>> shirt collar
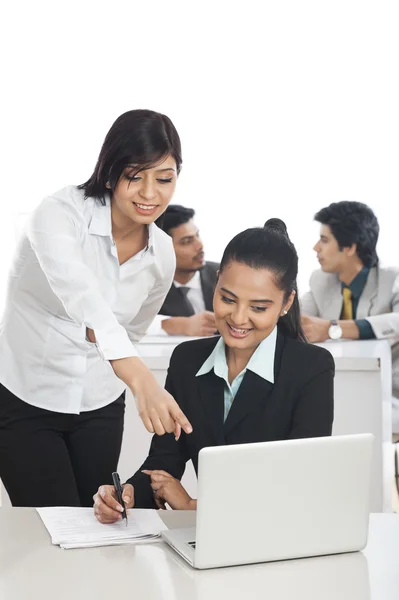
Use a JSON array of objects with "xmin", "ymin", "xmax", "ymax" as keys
[
  {"xmin": 147, "ymin": 223, "xmax": 156, "ymax": 253},
  {"xmin": 88, "ymin": 196, "xmax": 112, "ymax": 237},
  {"xmin": 196, "ymin": 326, "xmax": 277, "ymax": 384},
  {"xmin": 88, "ymin": 194, "xmax": 156, "ymax": 253},
  {"xmin": 341, "ymin": 266, "xmax": 370, "ymax": 299},
  {"xmin": 174, "ymin": 271, "xmax": 201, "ymax": 290}
]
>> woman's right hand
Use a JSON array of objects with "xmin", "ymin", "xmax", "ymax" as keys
[
  {"xmin": 93, "ymin": 483, "xmax": 134, "ymax": 524},
  {"xmin": 133, "ymin": 377, "xmax": 192, "ymax": 438},
  {"xmin": 110, "ymin": 356, "xmax": 192, "ymax": 438}
]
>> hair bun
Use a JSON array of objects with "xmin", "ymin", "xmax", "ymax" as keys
[{"xmin": 263, "ymin": 218, "xmax": 289, "ymax": 237}]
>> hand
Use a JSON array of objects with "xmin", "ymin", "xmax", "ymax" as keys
[
  {"xmin": 87, "ymin": 329, "xmax": 192, "ymax": 437},
  {"xmin": 93, "ymin": 483, "xmax": 134, "ymax": 524},
  {"xmin": 110, "ymin": 357, "xmax": 193, "ymax": 438},
  {"xmin": 142, "ymin": 470, "xmax": 197, "ymax": 510},
  {"xmin": 301, "ymin": 315, "xmax": 330, "ymax": 343},
  {"xmin": 185, "ymin": 311, "xmax": 218, "ymax": 337}
]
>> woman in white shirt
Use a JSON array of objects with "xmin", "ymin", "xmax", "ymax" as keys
[{"xmin": 0, "ymin": 109, "xmax": 192, "ymax": 507}]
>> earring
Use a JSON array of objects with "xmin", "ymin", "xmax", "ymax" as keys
[{"xmin": 282, "ymin": 310, "xmax": 288, "ymax": 316}]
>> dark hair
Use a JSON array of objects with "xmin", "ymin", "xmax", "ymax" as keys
[
  {"xmin": 161, "ymin": 205, "xmax": 195, "ymax": 236},
  {"xmin": 314, "ymin": 201, "xmax": 379, "ymax": 267},
  {"xmin": 78, "ymin": 109, "xmax": 182, "ymax": 205},
  {"xmin": 219, "ymin": 218, "xmax": 306, "ymax": 341}
]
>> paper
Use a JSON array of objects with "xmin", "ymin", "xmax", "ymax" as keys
[{"xmin": 37, "ymin": 507, "xmax": 168, "ymax": 549}]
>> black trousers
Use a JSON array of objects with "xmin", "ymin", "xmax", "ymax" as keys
[{"xmin": 0, "ymin": 384, "xmax": 125, "ymax": 507}]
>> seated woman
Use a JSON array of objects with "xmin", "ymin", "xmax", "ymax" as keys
[{"xmin": 94, "ymin": 219, "xmax": 334, "ymax": 522}]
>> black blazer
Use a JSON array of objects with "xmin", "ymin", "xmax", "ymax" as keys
[
  {"xmin": 128, "ymin": 330, "xmax": 335, "ymax": 508},
  {"xmin": 158, "ymin": 262, "xmax": 219, "ymax": 316}
]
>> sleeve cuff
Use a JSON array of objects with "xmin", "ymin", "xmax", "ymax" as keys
[
  {"xmin": 355, "ymin": 319, "xmax": 376, "ymax": 340},
  {"xmin": 126, "ymin": 472, "xmax": 157, "ymax": 509},
  {"xmin": 145, "ymin": 314, "xmax": 170, "ymax": 336},
  {"xmin": 95, "ymin": 324, "xmax": 139, "ymax": 360}
]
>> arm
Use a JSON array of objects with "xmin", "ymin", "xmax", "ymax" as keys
[
  {"xmin": 288, "ymin": 350, "xmax": 335, "ymax": 438},
  {"xmin": 322, "ymin": 277, "xmax": 399, "ymax": 340},
  {"xmin": 126, "ymin": 363, "xmax": 191, "ymax": 507},
  {"xmin": 365, "ymin": 313, "xmax": 399, "ymax": 338},
  {"xmin": 95, "ymin": 425, "xmax": 191, "ymax": 515},
  {"xmin": 300, "ymin": 289, "xmax": 320, "ymax": 317},
  {"xmin": 364, "ymin": 276, "xmax": 399, "ymax": 338},
  {"xmin": 29, "ymin": 196, "xmax": 191, "ymax": 435},
  {"xmin": 144, "ymin": 314, "xmax": 218, "ymax": 337},
  {"xmin": 161, "ymin": 312, "xmax": 217, "ymax": 337},
  {"xmin": 301, "ymin": 316, "xmax": 367, "ymax": 342},
  {"xmin": 146, "ymin": 314, "xmax": 170, "ymax": 336},
  {"xmin": 127, "ymin": 431, "xmax": 190, "ymax": 508},
  {"xmin": 139, "ymin": 312, "xmax": 218, "ymax": 337},
  {"xmin": 161, "ymin": 317, "xmax": 191, "ymax": 335},
  {"xmin": 302, "ymin": 272, "xmax": 399, "ymax": 341},
  {"xmin": 353, "ymin": 319, "xmax": 376, "ymax": 340},
  {"xmin": 301, "ymin": 275, "xmax": 366, "ymax": 341}
]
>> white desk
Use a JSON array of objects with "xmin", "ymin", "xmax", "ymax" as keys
[
  {"xmin": 317, "ymin": 339, "xmax": 393, "ymax": 513},
  {"xmin": 0, "ymin": 509, "xmax": 398, "ymax": 599},
  {"xmin": 117, "ymin": 337, "xmax": 394, "ymax": 513}
]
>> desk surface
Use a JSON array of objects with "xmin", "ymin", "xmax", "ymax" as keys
[{"xmin": 1, "ymin": 509, "xmax": 398, "ymax": 600}]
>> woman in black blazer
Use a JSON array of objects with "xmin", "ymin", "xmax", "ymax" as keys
[{"xmin": 94, "ymin": 219, "xmax": 334, "ymax": 521}]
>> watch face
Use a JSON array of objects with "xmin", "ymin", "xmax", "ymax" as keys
[{"xmin": 329, "ymin": 324, "xmax": 342, "ymax": 340}]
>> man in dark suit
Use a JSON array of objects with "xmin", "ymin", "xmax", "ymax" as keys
[{"xmin": 148, "ymin": 205, "xmax": 219, "ymax": 336}]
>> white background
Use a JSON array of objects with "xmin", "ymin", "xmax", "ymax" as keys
[{"xmin": 1, "ymin": 0, "xmax": 399, "ymax": 313}]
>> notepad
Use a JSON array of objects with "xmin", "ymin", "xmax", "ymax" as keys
[{"xmin": 37, "ymin": 507, "xmax": 168, "ymax": 549}]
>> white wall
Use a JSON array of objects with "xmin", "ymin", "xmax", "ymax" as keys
[{"xmin": 1, "ymin": 0, "xmax": 399, "ymax": 313}]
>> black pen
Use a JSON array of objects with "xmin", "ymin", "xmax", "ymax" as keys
[{"xmin": 112, "ymin": 471, "xmax": 128, "ymax": 526}]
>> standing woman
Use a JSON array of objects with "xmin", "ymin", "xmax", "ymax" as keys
[{"xmin": 0, "ymin": 109, "xmax": 191, "ymax": 507}]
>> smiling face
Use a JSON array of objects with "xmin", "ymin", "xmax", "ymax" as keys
[
  {"xmin": 213, "ymin": 261, "xmax": 295, "ymax": 352},
  {"xmin": 110, "ymin": 154, "xmax": 177, "ymax": 227}
]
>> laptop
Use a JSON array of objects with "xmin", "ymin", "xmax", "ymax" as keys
[{"xmin": 161, "ymin": 433, "xmax": 373, "ymax": 569}]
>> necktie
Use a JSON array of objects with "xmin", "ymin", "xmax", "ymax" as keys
[
  {"xmin": 178, "ymin": 286, "xmax": 195, "ymax": 317},
  {"xmin": 341, "ymin": 287, "xmax": 353, "ymax": 320}
]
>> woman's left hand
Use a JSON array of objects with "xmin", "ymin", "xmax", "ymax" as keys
[{"xmin": 142, "ymin": 470, "xmax": 196, "ymax": 510}]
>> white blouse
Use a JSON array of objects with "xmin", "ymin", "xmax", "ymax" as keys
[{"xmin": 0, "ymin": 186, "xmax": 176, "ymax": 414}]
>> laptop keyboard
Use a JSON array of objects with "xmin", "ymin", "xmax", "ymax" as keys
[{"xmin": 187, "ymin": 541, "xmax": 196, "ymax": 549}]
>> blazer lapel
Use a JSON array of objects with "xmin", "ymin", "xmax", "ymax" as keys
[
  {"xmin": 196, "ymin": 371, "xmax": 225, "ymax": 444},
  {"xmin": 321, "ymin": 277, "xmax": 343, "ymax": 320},
  {"xmin": 200, "ymin": 267, "xmax": 216, "ymax": 312},
  {"xmin": 223, "ymin": 371, "xmax": 274, "ymax": 437},
  {"xmin": 223, "ymin": 329, "xmax": 284, "ymax": 437},
  {"xmin": 357, "ymin": 267, "xmax": 378, "ymax": 318}
]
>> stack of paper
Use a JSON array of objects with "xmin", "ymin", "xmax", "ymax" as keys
[{"xmin": 37, "ymin": 507, "xmax": 167, "ymax": 549}]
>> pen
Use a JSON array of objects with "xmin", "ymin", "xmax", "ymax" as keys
[{"xmin": 112, "ymin": 471, "xmax": 128, "ymax": 526}]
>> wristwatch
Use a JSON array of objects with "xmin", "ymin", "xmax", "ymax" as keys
[{"xmin": 328, "ymin": 320, "xmax": 343, "ymax": 340}]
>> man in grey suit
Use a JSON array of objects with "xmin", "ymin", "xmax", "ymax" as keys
[
  {"xmin": 147, "ymin": 205, "xmax": 219, "ymax": 337},
  {"xmin": 300, "ymin": 201, "xmax": 399, "ymax": 434}
]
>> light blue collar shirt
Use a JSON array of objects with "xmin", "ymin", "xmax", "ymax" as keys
[{"xmin": 196, "ymin": 327, "xmax": 277, "ymax": 422}]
